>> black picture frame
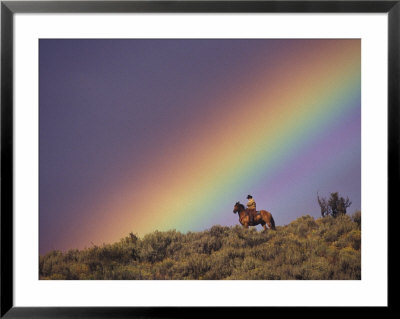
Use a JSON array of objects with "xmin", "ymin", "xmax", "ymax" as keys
[{"xmin": 1, "ymin": 0, "xmax": 395, "ymax": 317}]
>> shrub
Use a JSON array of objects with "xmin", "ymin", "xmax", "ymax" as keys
[
  {"xmin": 39, "ymin": 215, "xmax": 361, "ymax": 280},
  {"xmin": 335, "ymin": 229, "xmax": 361, "ymax": 250},
  {"xmin": 138, "ymin": 230, "xmax": 182, "ymax": 263},
  {"xmin": 337, "ymin": 247, "xmax": 361, "ymax": 279},
  {"xmin": 352, "ymin": 211, "xmax": 361, "ymax": 229}
]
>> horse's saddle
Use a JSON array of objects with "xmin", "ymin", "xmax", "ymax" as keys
[{"xmin": 246, "ymin": 209, "xmax": 260, "ymax": 215}]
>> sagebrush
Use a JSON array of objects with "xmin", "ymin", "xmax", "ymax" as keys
[{"xmin": 39, "ymin": 214, "xmax": 361, "ymax": 280}]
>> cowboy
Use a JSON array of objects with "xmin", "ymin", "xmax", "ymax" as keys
[{"xmin": 246, "ymin": 195, "xmax": 256, "ymax": 224}]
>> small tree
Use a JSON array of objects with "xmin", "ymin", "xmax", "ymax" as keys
[
  {"xmin": 317, "ymin": 192, "xmax": 352, "ymax": 218},
  {"xmin": 317, "ymin": 192, "xmax": 329, "ymax": 217}
]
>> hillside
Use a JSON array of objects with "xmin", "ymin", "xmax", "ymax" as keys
[{"xmin": 39, "ymin": 214, "xmax": 361, "ymax": 280}]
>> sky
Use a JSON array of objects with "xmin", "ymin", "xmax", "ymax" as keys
[{"xmin": 39, "ymin": 39, "xmax": 361, "ymax": 254}]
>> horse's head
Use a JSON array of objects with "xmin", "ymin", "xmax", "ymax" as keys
[{"xmin": 233, "ymin": 201, "xmax": 242, "ymax": 214}]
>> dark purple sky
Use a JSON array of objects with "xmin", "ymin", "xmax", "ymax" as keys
[{"xmin": 39, "ymin": 39, "xmax": 361, "ymax": 254}]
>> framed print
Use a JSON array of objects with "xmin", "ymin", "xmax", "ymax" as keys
[{"xmin": 1, "ymin": 0, "xmax": 395, "ymax": 317}]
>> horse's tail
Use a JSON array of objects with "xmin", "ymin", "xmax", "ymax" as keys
[{"xmin": 270, "ymin": 215, "xmax": 276, "ymax": 230}]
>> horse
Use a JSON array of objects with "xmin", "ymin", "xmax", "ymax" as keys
[{"xmin": 233, "ymin": 202, "xmax": 276, "ymax": 230}]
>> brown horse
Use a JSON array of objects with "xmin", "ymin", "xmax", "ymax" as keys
[{"xmin": 233, "ymin": 202, "xmax": 276, "ymax": 230}]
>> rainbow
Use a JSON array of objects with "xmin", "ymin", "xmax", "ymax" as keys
[{"xmin": 64, "ymin": 39, "xmax": 360, "ymax": 249}]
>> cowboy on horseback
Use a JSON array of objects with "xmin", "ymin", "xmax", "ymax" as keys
[
  {"xmin": 232, "ymin": 201, "xmax": 276, "ymax": 231},
  {"xmin": 246, "ymin": 195, "xmax": 256, "ymax": 224}
]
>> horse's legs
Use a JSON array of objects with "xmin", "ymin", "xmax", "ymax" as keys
[
  {"xmin": 259, "ymin": 220, "xmax": 267, "ymax": 231},
  {"xmin": 259, "ymin": 218, "xmax": 267, "ymax": 231},
  {"xmin": 243, "ymin": 223, "xmax": 249, "ymax": 229},
  {"xmin": 267, "ymin": 222, "xmax": 273, "ymax": 229}
]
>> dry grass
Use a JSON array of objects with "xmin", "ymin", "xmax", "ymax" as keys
[{"xmin": 39, "ymin": 213, "xmax": 361, "ymax": 280}]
